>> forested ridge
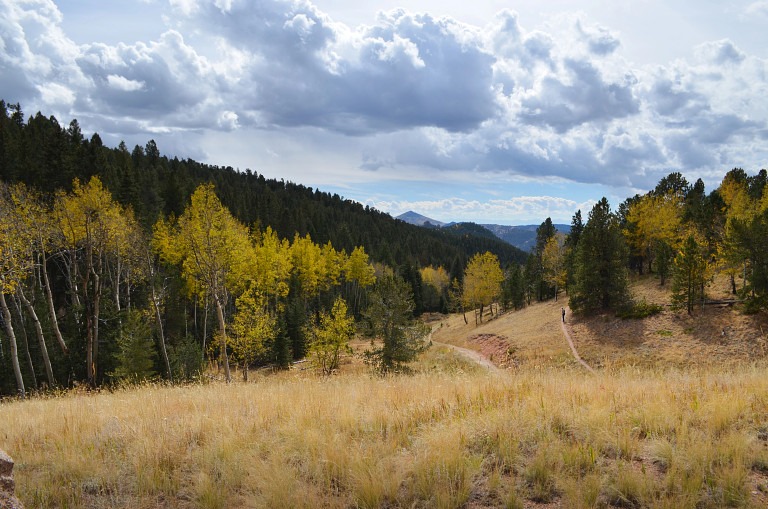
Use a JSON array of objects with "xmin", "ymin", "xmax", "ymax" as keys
[
  {"xmin": 0, "ymin": 101, "xmax": 526, "ymax": 269},
  {"xmin": 0, "ymin": 101, "xmax": 525, "ymax": 396}
]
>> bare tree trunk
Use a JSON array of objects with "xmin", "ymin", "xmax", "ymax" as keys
[
  {"xmin": 40, "ymin": 254, "xmax": 68, "ymax": 354},
  {"xmin": 17, "ymin": 285, "xmax": 55, "ymax": 387},
  {"xmin": 13, "ymin": 294, "xmax": 38, "ymax": 391},
  {"xmin": 0, "ymin": 292, "xmax": 25, "ymax": 398},
  {"xmin": 214, "ymin": 296, "xmax": 231, "ymax": 382},
  {"xmin": 151, "ymin": 285, "xmax": 172, "ymax": 381},
  {"xmin": 84, "ymin": 248, "xmax": 101, "ymax": 387},
  {"xmin": 114, "ymin": 253, "xmax": 121, "ymax": 315},
  {"xmin": 202, "ymin": 299, "xmax": 208, "ymax": 361},
  {"xmin": 66, "ymin": 249, "xmax": 82, "ymax": 321}
]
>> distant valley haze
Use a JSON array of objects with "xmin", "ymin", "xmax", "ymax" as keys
[
  {"xmin": 396, "ymin": 211, "xmax": 570, "ymax": 251},
  {"xmin": 3, "ymin": 0, "xmax": 767, "ymax": 223}
]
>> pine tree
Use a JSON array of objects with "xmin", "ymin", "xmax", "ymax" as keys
[
  {"xmin": 564, "ymin": 210, "xmax": 584, "ymax": 291},
  {"xmin": 110, "ymin": 310, "xmax": 157, "ymax": 383},
  {"xmin": 670, "ymin": 235, "xmax": 708, "ymax": 314},
  {"xmin": 364, "ymin": 274, "xmax": 427, "ymax": 373},
  {"xmin": 571, "ymin": 198, "xmax": 630, "ymax": 314}
]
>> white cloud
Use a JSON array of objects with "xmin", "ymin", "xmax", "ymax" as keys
[
  {"xmin": 744, "ymin": 1, "xmax": 768, "ymax": 17},
  {"xmin": 37, "ymin": 81, "xmax": 75, "ymax": 105},
  {"xmin": 1, "ymin": 0, "xmax": 767, "ymax": 217},
  {"xmin": 694, "ymin": 39, "xmax": 745, "ymax": 65},
  {"xmin": 106, "ymin": 74, "xmax": 145, "ymax": 91}
]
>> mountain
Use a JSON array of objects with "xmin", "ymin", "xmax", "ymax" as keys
[
  {"xmin": 398, "ymin": 209, "xmax": 572, "ymax": 252},
  {"xmin": 482, "ymin": 224, "xmax": 571, "ymax": 251},
  {"xmin": 396, "ymin": 211, "xmax": 446, "ymax": 228},
  {"xmin": 443, "ymin": 222, "xmax": 499, "ymax": 241}
]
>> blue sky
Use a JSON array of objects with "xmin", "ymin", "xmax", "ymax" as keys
[{"xmin": 2, "ymin": 1, "xmax": 767, "ymax": 224}]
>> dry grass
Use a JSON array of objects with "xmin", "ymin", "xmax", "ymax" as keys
[
  {"xmin": 431, "ymin": 275, "xmax": 768, "ymax": 370},
  {"xmin": 3, "ymin": 360, "xmax": 768, "ymax": 508},
  {"xmin": 3, "ymin": 275, "xmax": 768, "ymax": 508}
]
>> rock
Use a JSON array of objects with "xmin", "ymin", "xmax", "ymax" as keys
[
  {"xmin": 0, "ymin": 451, "xmax": 12, "ymax": 477},
  {"xmin": 0, "ymin": 450, "xmax": 23, "ymax": 509}
]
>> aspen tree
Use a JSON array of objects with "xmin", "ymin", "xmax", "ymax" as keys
[
  {"xmin": 462, "ymin": 252, "xmax": 504, "ymax": 324},
  {"xmin": 54, "ymin": 177, "xmax": 134, "ymax": 386},
  {"xmin": 0, "ymin": 186, "xmax": 32, "ymax": 397},
  {"xmin": 153, "ymin": 183, "xmax": 252, "ymax": 382}
]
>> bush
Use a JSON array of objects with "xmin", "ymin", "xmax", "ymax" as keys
[
  {"xmin": 616, "ymin": 300, "xmax": 663, "ymax": 319},
  {"xmin": 110, "ymin": 310, "xmax": 158, "ymax": 383},
  {"xmin": 169, "ymin": 335, "xmax": 204, "ymax": 381}
]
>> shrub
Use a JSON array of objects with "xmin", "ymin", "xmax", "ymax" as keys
[{"xmin": 616, "ymin": 300, "xmax": 663, "ymax": 319}]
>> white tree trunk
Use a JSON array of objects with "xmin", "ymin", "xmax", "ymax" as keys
[
  {"xmin": 17, "ymin": 285, "xmax": 55, "ymax": 387},
  {"xmin": 0, "ymin": 292, "xmax": 25, "ymax": 398}
]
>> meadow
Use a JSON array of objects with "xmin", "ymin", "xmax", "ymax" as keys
[
  {"xmin": 3, "ymin": 276, "xmax": 768, "ymax": 508},
  {"xmin": 2, "ymin": 350, "xmax": 768, "ymax": 508}
]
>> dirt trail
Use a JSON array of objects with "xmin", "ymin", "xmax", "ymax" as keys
[
  {"xmin": 431, "ymin": 340, "xmax": 502, "ymax": 372},
  {"xmin": 428, "ymin": 325, "xmax": 501, "ymax": 372},
  {"xmin": 561, "ymin": 306, "xmax": 596, "ymax": 374}
]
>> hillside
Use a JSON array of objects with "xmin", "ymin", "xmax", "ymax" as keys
[
  {"xmin": 482, "ymin": 223, "xmax": 572, "ymax": 251},
  {"xmin": 431, "ymin": 275, "xmax": 768, "ymax": 370},
  {"xmin": 0, "ymin": 104, "xmax": 526, "ymax": 270}
]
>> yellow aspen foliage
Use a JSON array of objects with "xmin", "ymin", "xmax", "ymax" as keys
[
  {"xmin": 420, "ymin": 265, "xmax": 450, "ymax": 294},
  {"xmin": 307, "ymin": 296, "xmax": 354, "ymax": 375},
  {"xmin": 462, "ymin": 252, "xmax": 504, "ymax": 323},
  {"xmin": 229, "ymin": 288, "xmax": 276, "ymax": 381},
  {"xmin": 0, "ymin": 185, "xmax": 34, "ymax": 294},
  {"xmin": 249, "ymin": 226, "xmax": 292, "ymax": 304},
  {"xmin": 716, "ymin": 174, "xmax": 763, "ymax": 296},
  {"xmin": 718, "ymin": 174, "xmax": 755, "ymax": 222},
  {"xmin": 320, "ymin": 241, "xmax": 345, "ymax": 290},
  {"xmin": 152, "ymin": 183, "xmax": 253, "ymax": 382},
  {"xmin": 345, "ymin": 246, "xmax": 376, "ymax": 288},
  {"xmin": 290, "ymin": 233, "xmax": 324, "ymax": 298},
  {"xmin": 760, "ymin": 186, "xmax": 768, "ymax": 213},
  {"xmin": 54, "ymin": 177, "xmax": 127, "ymax": 254},
  {"xmin": 624, "ymin": 192, "xmax": 683, "ymax": 270},
  {"xmin": 541, "ymin": 235, "xmax": 567, "ymax": 297},
  {"xmin": 344, "ymin": 245, "xmax": 376, "ymax": 315},
  {"xmin": 154, "ymin": 183, "xmax": 252, "ymax": 299},
  {"xmin": 53, "ymin": 177, "xmax": 142, "ymax": 385},
  {"xmin": 627, "ymin": 193, "xmax": 683, "ymax": 250}
]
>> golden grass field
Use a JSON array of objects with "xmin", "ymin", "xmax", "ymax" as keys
[{"xmin": 2, "ymin": 276, "xmax": 768, "ymax": 508}]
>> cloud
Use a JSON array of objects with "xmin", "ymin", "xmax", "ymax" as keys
[
  {"xmin": 371, "ymin": 195, "xmax": 595, "ymax": 224},
  {"xmin": 695, "ymin": 39, "xmax": 745, "ymax": 65},
  {"xmin": 647, "ymin": 77, "xmax": 709, "ymax": 118},
  {"xmin": 195, "ymin": 4, "xmax": 499, "ymax": 133},
  {"xmin": 576, "ymin": 20, "xmax": 621, "ymax": 56},
  {"xmin": 1, "ymin": 0, "xmax": 767, "ymax": 200},
  {"xmin": 744, "ymin": 1, "xmax": 768, "ymax": 17},
  {"xmin": 107, "ymin": 74, "xmax": 145, "ymax": 92},
  {"xmin": 519, "ymin": 58, "xmax": 639, "ymax": 133},
  {"xmin": 0, "ymin": 0, "xmax": 85, "ymax": 105}
]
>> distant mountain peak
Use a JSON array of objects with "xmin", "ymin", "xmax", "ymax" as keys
[{"xmin": 396, "ymin": 211, "xmax": 446, "ymax": 227}]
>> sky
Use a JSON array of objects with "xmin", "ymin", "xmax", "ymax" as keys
[{"xmin": 2, "ymin": 1, "xmax": 767, "ymax": 225}]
